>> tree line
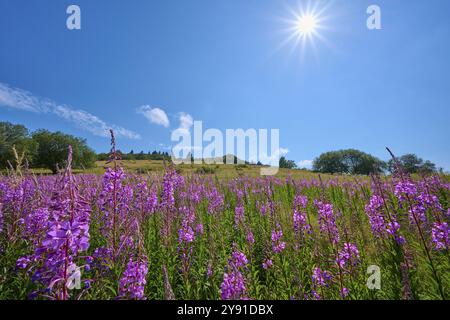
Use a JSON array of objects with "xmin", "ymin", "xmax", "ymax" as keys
[
  {"xmin": 309, "ymin": 149, "xmax": 439, "ymax": 175},
  {"xmin": 1, "ymin": 121, "xmax": 442, "ymax": 175},
  {"xmin": 0, "ymin": 122, "xmax": 175, "ymax": 173},
  {"xmin": 97, "ymin": 150, "xmax": 171, "ymax": 161},
  {"xmin": 0, "ymin": 122, "xmax": 97, "ymax": 173}
]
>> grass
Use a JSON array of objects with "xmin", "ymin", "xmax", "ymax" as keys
[{"xmin": 16, "ymin": 160, "xmax": 327, "ymax": 179}]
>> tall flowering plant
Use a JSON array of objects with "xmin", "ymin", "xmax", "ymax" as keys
[
  {"xmin": 18, "ymin": 146, "xmax": 90, "ymax": 299},
  {"xmin": 220, "ymin": 247, "xmax": 248, "ymax": 300}
]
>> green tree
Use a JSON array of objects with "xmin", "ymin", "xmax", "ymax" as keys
[
  {"xmin": 313, "ymin": 149, "xmax": 384, "ymax": 175},
  {"xmin": 32, "ymin": 130, "xmax": 96, "ymax": 173},
  {"xmin": 279, "ymin": 156, "xmax": 297, "ymax": 169},
  {"xmin": 387, "ymin": 154, "xmax": 437, "ymax": 174},
  {"xmin": 0, "ymin": 121, "xmax": 37, "ymax": 169}
]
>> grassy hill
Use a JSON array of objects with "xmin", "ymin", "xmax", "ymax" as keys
[
  {"xmin": 95, "ymin": 159, "xmax": 315, "ymax": 179},
  {"xmin": 17, "ymin": 159, "xmax": 317, "ymax": 179}
]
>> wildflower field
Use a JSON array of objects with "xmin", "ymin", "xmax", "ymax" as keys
[{"xmin": 0, "ymin": 143, "xmax": 449, "ymax": 300}]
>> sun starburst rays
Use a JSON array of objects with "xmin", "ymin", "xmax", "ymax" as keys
[{"xmin": 274, "ymin": 0, "xmax": 333, "ymax": 62}]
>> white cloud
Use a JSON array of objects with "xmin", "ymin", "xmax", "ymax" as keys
[
  {"xmin": 0, "ymin": 82, "xmax": 140, "ymax": 139},
  {"xmin": 179, "ymin": 112, "xmax": 193, "ymax": 130},
  {"xmin": 137, "ymin": 106, "xmax": 170, "ymax": 128},
  {"xmin": 0, "ymin": 83, "xmax": 42, "ymax": 112},
  {"xmin": 298, "ymin": 159, "xmax": 313, "ymax": 168},
  {"xmin": 173, "ymin": 112, "xmax": 194, "ymax": 135}
]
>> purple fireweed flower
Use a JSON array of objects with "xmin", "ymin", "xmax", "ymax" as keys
[
  {"xmin": 246, "ymin": 230, "xmax": 255, "ymax": 245},
  {"xmin": 262, "ymin": 259, "xmax": 273, "ymax": 270},
  {"xmin": 312, "ymin": 267, "xmax": 332, "ymax": 287},
  {"xmin": 293, "ymin": 209, "xmax": 311, "ymax": 235},
  {"xmin": 258, "ymin": 201, "xmax": 267, "ymax": 216},
  {"xmin": 234, "ymin": 205, "xmax": 244, "ymax": 226},
  {"xmin": 314, "ymin": 200, "xmax": 340, "ymax": 245},
  {"xmin": 207, "ymin": 188, "xmax": 224, "ymax": 214},
  {"xmin": 161, "ymin": 168, "xmax": 184, "ymax": 209},
  {"xmin": 134, "ymin": 182, "xmax": 158, "ymax": 217},
  {"xmin": 271, "ymin": 224, "xmax": 286, "ymax": 253},
  {"xmin": 206, "ymin": 262, "xmax": 213, "ymax": 278},
  {"xmin": 408, "ymin": 201, "xmax": 428, "ymax": 225},
  {"xmin": 386, "ymin": 220, "xmax": 406, "ymax": 245},
  {"xmin": 145, "ymin": 189, "xmax": 158, "ymax": 214},
  {"xmin": 310, "ymin": 290, "xmax": 321, "ymax": 300},
  {"xmin": 417, "ymin": 192, "xmax": 443, "ymax": 213},
  {"xmin": 293, "ymin": 195, "xmax": 308, "ymax": 209},
  {"xmin": 340, "ymin": 287, "xmax": 349, "ymax": 298},
  {"xmin": 365, "ymin": 195, "xmax": 387, "ymax": 237},
  {"xmin": 162, "ymin": 170, "xmax": 175, "ymax": 209},
  {"xmin": 365, "ymin": 194, "xmax": 406, "ymax": 245},
  {"xmin": 221, "ymin": 247, "xmax": 248, "ymax": 300},
  {"xmin": 195, "ymin": 223, "xmax": 204, "ymax": 235},
  {"xmin": 394, "ymin": 180, "xmax": 418, "ymax": 202},
  {"xmin": 178, "ymin": 223, "xmax": 195, "ymax": 243},
  {"xmin": 16, "ymin": 256, "xmax": 34, "ymax": 270},
  {"xmin": 220, "ymin": 270, "xmax": 247, "ymax": 300},
  {"xmin": 336, "ymin": 243, "xmax": 360, "ymax": 269},
  {"xmin": 21, "ymin": 146, "xmax": 91, "ymax": 299},
  {"xmin": 431, "ymin": 222, "xmax": 449, "ymax": 251},
  {"xmin": 97, "ymin": 167, "xmax": 127, "ymax": 242},
  {"xmin": 231, "ymin": 249, "xmax": 248, "ymax": 268},
  {"xmin": 20, "ymin": 207, "xmax": 50, "ymax": 243},
  {"xmin": 118, "ymin": 256, "xmax": 148, "ymax": 300},
  {"xmin": 92, "ymin": 246, "xmax": 114, "ymax": 271},
  {"xmin": 0, "ymin": 202, "xmax": 3, "ymax": 233},
  {"xmin": 178, "ymin": 206, "xmax": 196, "ymax": 243}
]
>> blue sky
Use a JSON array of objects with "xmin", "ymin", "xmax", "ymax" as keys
[{"xmin": 1, "ymin": 0, "xmax": 449, "ymax": 169}]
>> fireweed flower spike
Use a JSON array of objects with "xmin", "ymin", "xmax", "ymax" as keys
[
  {"xmin": 387, "ymin": 147, "xmax": 445, "ymax": 300},
  {"xmin": 314, "ymin": 200, "xmax": 340, "ymax": 245},
  {"xmin": 431, "ymin": 222, "xmax": 449, "ymax": 251},
  {"xmin": 336, "ymin": 243, "xmax": 360, "ymax": 269},
  {"xmin": 365, "ymin": 194, "xmax": 405, "ymax": 245},
  {"xmin": 312, "ymin": 267, "xmax": 332, "ymax": 287},
  {"xmin": 271, "ymin": 224, "xmax": 286, "ymax": 253},
  {"xmin": 293, "ymin": 195, "xmax": 311, "ymax": 236},
  {"xmin": 220, "ymin": 247, "xmax": 248, "ymax": 300},
  {"xmin": 0, "ymin": 203, "xmax": 3, "ymax": 233},
  {"xmin": 20, "ymin": 146, "xmax": 91, "ymax": 299},
  {"xmin": 364, "ymin": 195, "xmax": 387, "ymax": 237},
  {"xmin": 310, "ymin": 267, "xmax": 332, "ymax": 300},
  {"xmin": 262, "ymin": 259, "xmax": 273, "ymax": 270},
  {"xmin": 118, "ymin": 255, "xmax": 149, "ymax": 300}
]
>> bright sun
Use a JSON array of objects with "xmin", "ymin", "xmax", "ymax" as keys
[
  {"xmin": 297, "ymin": 14, "xmax": 317, "ymax": 36},
  {"xmin": 277, "ymin": 1, "xmax": 332, "ymax": 60}
]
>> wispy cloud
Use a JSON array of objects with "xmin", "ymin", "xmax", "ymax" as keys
[
  {"xmin": 177, "ymin": 112, "xmax": 193, "ymax": 133},
  {"xmin": 137, "ymin": 106, "xmax": 170, "ymax": 128},
  {"xmin": 298, "ymin": 159, "xmax": 313, "ymax": 168},
  {"xmin": 0, "ymin": 82, "xmax": 140, "ymax": 139}
]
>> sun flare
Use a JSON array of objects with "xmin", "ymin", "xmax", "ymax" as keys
[
  {"xmin": 276, "ymin": 0, "xmax": 333, "ymax": 60},
  {"xmin": 296, "ymin": 14, "xmax": 317, "ymax": 36}
]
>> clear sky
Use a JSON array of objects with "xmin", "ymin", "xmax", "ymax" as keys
[{"xmin": 1, "ymin": 0, "xmax": 449, "ymax": 169}]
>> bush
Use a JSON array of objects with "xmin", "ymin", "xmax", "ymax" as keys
[{"xmin": 195, "ymin": 166, "xmax": 216, "ymax": 174}]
